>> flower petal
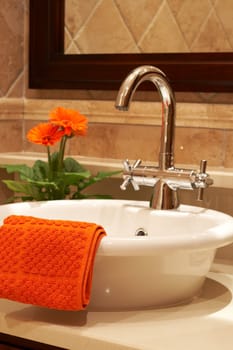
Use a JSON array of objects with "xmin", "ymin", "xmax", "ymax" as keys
[
  {"xmin": 27, "ymin": 123, "xmax": 65, "ymax": 146},
  {"xmin": 49, "ymin": 107, "xmax": 88, "ymax": 137}
]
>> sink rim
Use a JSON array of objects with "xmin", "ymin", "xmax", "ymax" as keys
[{"xmin": 0, "ymin": 199, "xmax": 232, "ymax": 256}]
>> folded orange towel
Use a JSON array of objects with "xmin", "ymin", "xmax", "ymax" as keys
[{"xmin": 0, "ymin": 215, "xmax": 106, "ymax": 310}]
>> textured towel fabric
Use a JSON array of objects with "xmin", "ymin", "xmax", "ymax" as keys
[{"xmin": 0, "ymin": 215, "xmax": 106, "ymax": 310}]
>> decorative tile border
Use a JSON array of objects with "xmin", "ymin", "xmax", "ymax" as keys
[
  {"xmin": 24, "ymin": 99, "xmax": 233, "ymax": 129},
  {"xmin": 1, "ymin": 98, "xmax": 231, "ymax": 130},
  {"xmin": 0, "ymin": 98, "xmax": 24, "ymax": 120}
]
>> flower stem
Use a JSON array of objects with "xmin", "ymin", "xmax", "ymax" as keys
[
  {"xmin": 58, "ymin": 136, "xmax": 67, "ymax": 171},
  {"xmin": 47, "ymin": 146, "xmax": 52, "ymax": 181}
]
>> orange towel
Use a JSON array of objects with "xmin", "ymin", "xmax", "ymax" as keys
[{"xmin": 0, "ymin": 215, "xmax": 106, "ymax": 310}]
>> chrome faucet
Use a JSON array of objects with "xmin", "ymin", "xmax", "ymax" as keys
[{"xmin": 115, "ymin": 65, "xmax": 213, "ymax": 210}]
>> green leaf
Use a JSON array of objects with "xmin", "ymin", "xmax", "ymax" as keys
[
  {"xmin": 70, "ymin": 170, "xmax": 121, "ymax": 200},
  {"xmin": 78, "ymin": 170, "xmax": 121, "ymax": 190},
  {"xmin": 0, "ymin": 164, "xmax": 34, "ymax": 180},
  {"xmin": 63, "ymin": 157, "xmax": 87, "ymax": 173},
  {"xmin": 32, "ymin": 160, "xmax": 49, "ymax": 180},
  {"xmin": 2, "ymin": 180, "xmax": 34, "ymax": 195},
  {"xmin": 62, "ymin": 171, "xmax": 91, "ymax": 186},
  {"xmin": 1, "ymin": 158, "xmax": 121, "ymax": 202},
  {"xmin": 2, "ymin": 179, "xmax": 54, "ymax": 202},
  {"xmin": 50, "ymin": 152, "xmax": 59, "ymax": 172},
  {"xmin": 94, "ymin": 170, "xmax": 122, "ymax": 181},
  {"xmin": 28, "ymin": 179, "xmax": 58, "ymax": 189}
]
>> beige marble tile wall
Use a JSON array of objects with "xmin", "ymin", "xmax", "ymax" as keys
[
  {"xmin": 65, "ymin": 0, "xmax": 233, "ymax": 54},
  {"xmin": 0, "ymin": 0, "xmax": 233, "ymax": 169},
  {"xmin": 0, "ymin": 1, "xmax": 24, "ymax": 152}
]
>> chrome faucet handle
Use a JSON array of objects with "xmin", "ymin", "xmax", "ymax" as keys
[
  {"xmin": 196, "ymin": 160, "xmax": 213, "ymax": 201},
  {"xmin": 120, "ymin": 159, "xmax": 141, "ymax": 191}
]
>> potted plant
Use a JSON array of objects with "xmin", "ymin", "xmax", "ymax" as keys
[{"xmin": 1, "ymin": 107, "xmax": 119, "ymax": 202}]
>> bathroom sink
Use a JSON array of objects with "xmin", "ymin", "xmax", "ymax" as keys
[{"xmin": 0, "ymin": 199, "xmax": 233, "ymax": 310}]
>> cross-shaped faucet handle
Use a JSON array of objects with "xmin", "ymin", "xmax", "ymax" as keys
[
  {"xmin": 197, "ymin": 160, "xmax": 213, "ymax": 201},
  {"xmin": 120, "ymin": 159, "xmax": 142, "ymax": 191}
]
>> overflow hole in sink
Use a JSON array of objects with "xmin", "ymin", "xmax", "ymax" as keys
[{"xmin": 135, "ymin": 228, "xmax": 148, "ymax": 236}]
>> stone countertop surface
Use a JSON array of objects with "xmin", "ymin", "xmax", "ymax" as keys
[{"xmin": 0, "ymin": 259, "xmax": 233, "ymax": 350}]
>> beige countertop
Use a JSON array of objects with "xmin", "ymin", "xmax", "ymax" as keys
[{"xmin": 0, "ymin": 259, "xmax": 233, "ymax": 350}]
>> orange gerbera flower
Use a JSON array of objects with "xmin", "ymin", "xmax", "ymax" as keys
[
  {"xmin": 27, "ymin": 123, "xmax": 65, "ymax": 146},
  {"xmin": 49, "ymin": 107, "xmax": 88, "ymax": 137}
]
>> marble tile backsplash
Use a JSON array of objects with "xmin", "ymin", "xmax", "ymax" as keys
[
  {"xmin": 0, "ymin": 0, "xmax": 232, "ymax": 170},
  {"xmin": 65, "ymin": 0, "xmax": 233, "ymax": 54}
]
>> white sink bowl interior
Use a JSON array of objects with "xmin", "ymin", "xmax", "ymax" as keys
[{"xmin": 0, "ymin": 199, "xmax": 233, "ymax": 310}]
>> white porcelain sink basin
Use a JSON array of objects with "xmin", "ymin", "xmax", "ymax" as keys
[{"xmin": 1, "ymin": 199, "xmax": 233, "ymax": 310}]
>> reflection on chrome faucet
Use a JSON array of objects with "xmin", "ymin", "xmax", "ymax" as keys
[{"xmin": 115, "ymin": 65, "xmax": 213, "ymax": 210}]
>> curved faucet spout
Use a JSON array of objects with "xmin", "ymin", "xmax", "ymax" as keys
[
  {"xmin": 115, "ymin": 65, "xmax": 176, "ymax": 170},
  {"xmin": 115, "ymin": 65, "xmax": 213, "ymax": 210}
]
